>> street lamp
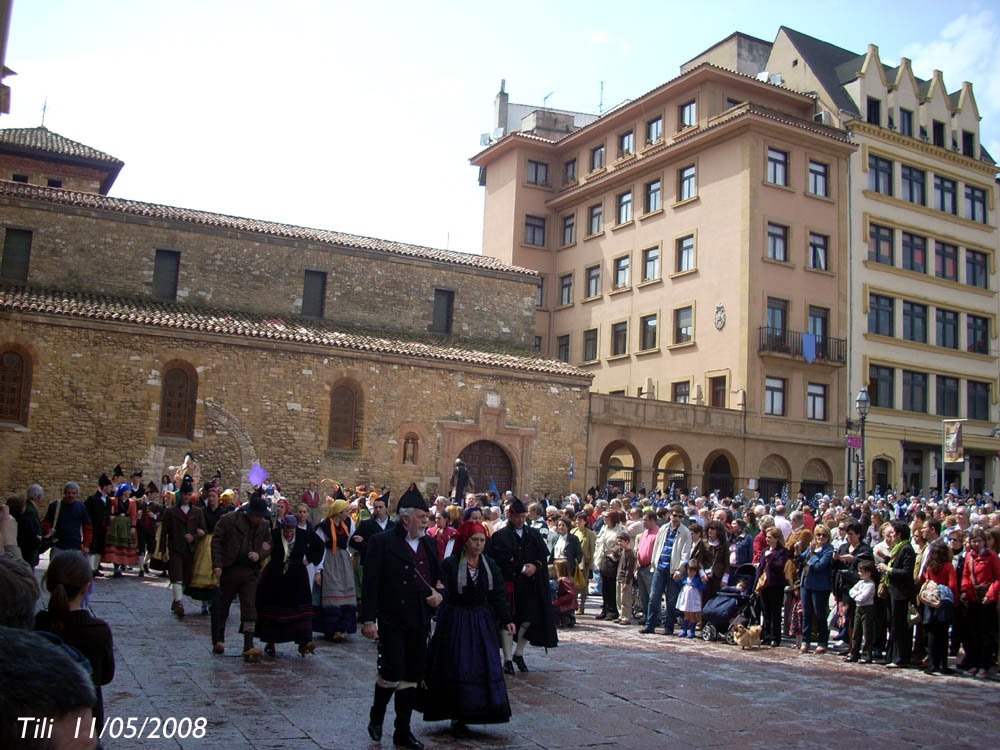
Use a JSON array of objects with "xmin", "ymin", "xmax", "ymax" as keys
[{"xmin": 856, "ymin": 386, "xmax": 871, "ymax": 496}]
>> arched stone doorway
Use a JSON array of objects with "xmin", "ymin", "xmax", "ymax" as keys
[
  {"xmin": 758, "ymin": 454, "xmax": 791, "ymax": 502},
  {"xmin": 702, "ymin": 450, "xmax": 738, "ymax": 498},
  {"xmin": 459, "ymin": 440, "xmax": 514, "ymax": 496},
  {"xmin": 652, "ymin": 445, "xmax": 691, "ymax": 494},
  {"xmin": 598, "ymin": 440, "xmax": 641, "ymax": 494},
  {"xmin": 801, "ymin": 458, "xmax": 832, "ymax": 498}
]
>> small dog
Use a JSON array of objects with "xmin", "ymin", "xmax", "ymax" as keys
[{"xmin": 733, "ymin": 623, "xmax": 762, "ymax": 650}]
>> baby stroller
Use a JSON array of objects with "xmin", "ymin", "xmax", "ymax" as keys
[
  {"xmin": 550, "ymin": 576, "xmax": 577, "ymax": 628},
  {"xmin": 701, "ymin": 563, "xmax": 757, "ymax": 644}
]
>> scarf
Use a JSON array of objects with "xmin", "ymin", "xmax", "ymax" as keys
[
  {"xmin": 282, "ymin": 532, "xmax": 294, "ymax": 574},
  {"xmin": 886, "ymin": 539, "xmax": 907, "ymax": 572},
  {"xmin": 456, "ymin": 552, "xmax": 493, "ymax": 595},
  {"xmin": 324, "ymin": 519, "xmax": 349, "ymax": 552}
]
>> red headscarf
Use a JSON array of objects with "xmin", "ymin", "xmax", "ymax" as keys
[{"xmin": 455, "ymin": 520, "xmax": 488, "ymax": 551}]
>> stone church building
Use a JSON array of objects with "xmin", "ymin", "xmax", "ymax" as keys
[{"xmin": 0, "ymin": 127, "xmax": 591, "ymax": 499}]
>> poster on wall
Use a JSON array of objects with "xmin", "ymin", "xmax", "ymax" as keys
[{"xmin": 943, "ymin": 420, "xmax": 965, "ymax": 465}]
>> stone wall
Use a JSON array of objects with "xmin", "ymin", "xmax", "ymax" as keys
[
  {"xmin": 0, "ymin": 196, "xmax": 538, "ymax": 348},
  {"xmin": 0, "ymin": 315, "xmax": 590, "ymax": 504},
  {"xmin": 0, "ymin": 154, "xmax": 107, "ymax": 194}
]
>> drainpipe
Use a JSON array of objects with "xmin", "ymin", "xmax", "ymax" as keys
[{"xmin": 846, "ymin": 147, "xmax": 855, "ymax": 494}]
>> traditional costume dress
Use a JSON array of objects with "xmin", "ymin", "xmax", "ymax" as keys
[
  {"xmin": 257, "ymin": 515, "xmax": 324, "ymax": 655},
  {"xmin": 313, "ymin": 499, "xmax": 358, "ymax": 639},
  {"xmin": 423, "ymin": 521, "xmax": 512, "ymax": 729},
  {"xmin": 84, "ymin": 475, "xmax": 112, "ymax": 576},
  {"xmin": 101, "ymin": 484, "xmax": 138, "ymax": 574},
  {"xmin": 159, "ymin": 481, "xmax": 206, "ymax": 618}
]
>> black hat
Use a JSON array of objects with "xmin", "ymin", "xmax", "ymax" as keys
[
  {"xmin": 397, "ymin": 483, "xmax": 428, "ymax": 512},
  {"xmin": 202, "ymin": 482, "xmax": 214, "ymax": 494},
  {"xmin": 112, "ymin": 464, "xmax": 124, "ymax": 478},
  {"xmin": 98, "ymin": 473, "xmax": 112, "ymax": 488},
  {"xmin": 180, "ymin": 480, "xmax": 194, "ymax": 495},
  {"xmin": 245, "ymin": 495, "xmax": 269, "ymax": 517},
  {"xmin": 377, "ymin": 489, "xmax": 390, "ymax": 506},
  {"xmin": 508, "ymin": 497, "xmax": 528, "ymax": 514},
  {"xmin": 131, "ymin": 470, "xmax": 143, "ymax": 478},
  {"xmin": 146, "ymin": 481, "xmax": 158, "ymax": 493},
  {"xmin": 333, "ymin": 485, "xmax": 346, "ymax": 501}
]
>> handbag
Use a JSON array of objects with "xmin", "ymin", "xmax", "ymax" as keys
[
  {"xmin": 755, "ymin": 567, "xmax": 768, "ymax": 593},
  {"xmin": 968, "ymin": 557, "xmax": 989, "ymax": 603},
  {"xmin": 573, "ymin": 564, "xmax": 586, "ymax": 589},
  {"xmin": 38, "ymin": 498, "xmax": 62, "ymax": 554},
  {"xmin": 918, "ymin": 579, "xmax": 941, "ymax": 607}
]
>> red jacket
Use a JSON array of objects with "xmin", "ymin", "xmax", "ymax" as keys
[
  {"xmin": 921, "ymin": 561, "xmax": 957, "ymax": 603},
  {"xmin": 961, "ymin": 549, "xmax": 1000, "ymax": 604}
]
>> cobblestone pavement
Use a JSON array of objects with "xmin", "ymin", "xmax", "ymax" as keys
[{"xmin": 72, "ymin": 567, "xmax": 999, "ymax": 750}]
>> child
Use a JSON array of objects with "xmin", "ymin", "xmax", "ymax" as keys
[
  {"xmin": 615, "ymin": 531, "xmax": 637, "ymax": 625},
  {"xmin": 676, "ymin": 558, "xmax": 708, "ymax": 638},
  {"xmin": 844, "ymin": 559, "xmax": 877, "ymax": 663}
]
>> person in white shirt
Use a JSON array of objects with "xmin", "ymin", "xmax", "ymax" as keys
[{"xmin": 844, "ymin": 560, "xmax": 877, "ymax": 663}]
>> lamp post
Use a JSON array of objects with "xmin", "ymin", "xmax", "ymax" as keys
[{"xmin": 856, "ymin": 386, "xmax": 871, "ymax": 497}]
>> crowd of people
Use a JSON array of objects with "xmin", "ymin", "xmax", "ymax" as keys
[{"xmin": 3, "ymin": 463, "xmax": 1000, "ymax": 748}]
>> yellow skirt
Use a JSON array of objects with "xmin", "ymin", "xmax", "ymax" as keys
[{"xmin": 184, "ymin": 533, "xmax": 217, "ymax": 600}]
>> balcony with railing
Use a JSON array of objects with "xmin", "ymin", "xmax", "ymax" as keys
[{"xmin": 758, "ymin": 327, "xmax": 846, "ymax": 364}]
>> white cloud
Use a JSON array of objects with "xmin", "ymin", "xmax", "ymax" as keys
[{"xmin": 591, "ymin": 31, "xmax": 609, "ymax": 43}]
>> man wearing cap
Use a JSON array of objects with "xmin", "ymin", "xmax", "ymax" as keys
[
  {"xmin": 210, "ymin": 491, "xmax": 272, "ymax": 661},
  {"xmin": 158, "ymin": 480, "xmax": 207, "ymax": 619},
  {"xmin": 361, "ymin": 485, "xmax": 442, "ymax": 750},
  {"xmin": 485, "ymin": 496, "xmax": 556, "ymax": 674},
  {"xmin": 85, "ymin": 473, "xmax": 113, "ymax": 577}
]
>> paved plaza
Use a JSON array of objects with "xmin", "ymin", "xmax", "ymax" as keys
[{"xmin": 71, "ymin": 567, "xmax": 1000, "ymax": 750}]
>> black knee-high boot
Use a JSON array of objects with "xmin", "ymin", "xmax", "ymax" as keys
[
  {"xmin": 392, "ymin": 688, "xmax": 423, "ymax": 749},
  {"xmin": 368, "ymin": 684, "xmax": 394, "ymax": 741}
]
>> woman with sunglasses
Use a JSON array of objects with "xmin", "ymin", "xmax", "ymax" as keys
[{"xmin": 798, "ymin": 523, "xmax": 834, "ymax": 654}]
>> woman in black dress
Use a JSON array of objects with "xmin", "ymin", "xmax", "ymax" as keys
[{"xmin": 423, "ymin": 520, "xmax": 514, "ymax": 737}]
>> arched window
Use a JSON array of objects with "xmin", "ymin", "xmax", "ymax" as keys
[
  {"xmin": 329, "ymin": 381, "xmax": 361, "ymax": 450},
  {"xmin": 159, "ymin": 362, "xmax": 197, "ymax": 439},
  {"xmin": 0, "ymin": 348, "xmax": 31, "ymax": 425},
  {"xmin": 402, "ymin": 434, "xmax": 419, "ymax": 464}
]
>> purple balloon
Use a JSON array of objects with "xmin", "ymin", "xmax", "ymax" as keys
[{"xmin": 248, "ymin": 462, "xmax": 269, "ymax": 488}]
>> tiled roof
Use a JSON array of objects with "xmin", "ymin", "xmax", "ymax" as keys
[
  {"xmin": 0, "ymin": 181, "xmax": 535, "ymax": 276},
  {"xmin": 0, "ymin": 126, "xmax": 123, "ymax": 166},
  {"xmin": 0, "ymin": 284, "xmax": 589, "ymax": 379},
  {"xmin": 779, "ymin": 27, "xmax": 862, "ymax": 116}
]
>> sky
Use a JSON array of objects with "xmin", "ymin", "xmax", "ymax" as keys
[{"xmin": 3, "ymin": 0, "xmax": 998, "ymax": 257}]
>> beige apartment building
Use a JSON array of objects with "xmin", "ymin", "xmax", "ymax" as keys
[
  {"xmin": 765, "ymin": 28, "xmax": 1000, "ymax": 496},
  {"xmin": 472, "ymin": 57, "xmax": 856, "ymax": 497}
]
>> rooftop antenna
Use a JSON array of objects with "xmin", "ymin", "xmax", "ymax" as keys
[
  {"xmin": 40, "ymin": 96, "xmax": 47, "ymax": 127},
  {"xmin": 599, "ymin": 81, "xmax": 604, "ymax": 114},
  {"xmin": 542, "ymin": 91, "xmax": 554, "ymax": 107}
]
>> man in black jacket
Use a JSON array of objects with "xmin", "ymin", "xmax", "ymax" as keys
[
  {"xmin": 485, "ymin": 496, "xmax": 557, "ymax": 675},
  {"xmin": 85, "ymin": 474, "xmax": 113, "ymax": 577},
  {"xmin": 360, "ymin": 486, "xmax": 441, "ymax": 750},
  {"xmin": 349, "ymin": 493, "xmax": 395, "ymax": 561}
]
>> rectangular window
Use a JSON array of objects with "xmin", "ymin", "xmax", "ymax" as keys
[
  {"xmin": 870, "ymin": 365, "xmax": 895, "ymax": 409},
  {"xmin": 869, "ymin": 155, "xmax": 893, "ymax": 195},
  {"xmin": 646, "ymin": 116, "xmax": 663, "ymax": 144},
  {"xmin": 590, "ymin": 144, "xmax": 605, "ymax": 171},
  {"xmin": 932, "ymin": 120, "xmax": 945, "ymax": 147},
  {"xmin": 533, "ymin": 336, "xmax": 542, "ymax": 353},
  {"xmin": 966, "ymin": 249, "xmax": 988, "ymax": 289},
  {"xmin": 935, "ymin": 241, "xmax": 957, "ymax": 281},
  {"xmin": 710, "ymin": 376, "xmax": 727, "ymax": 407},
  {"xmin": 934, "ymin": 175, "xmax": 957, "ymax": 214},
  {"xmin": 936, "ymin": 376, "xmax": 959, "ymax": 417},
  {"xmin": 968, "ymin": 314, "xmax": 989, "ymax": 354},
  {"xmin": 868, "ymin": 294, "xmax": 894, "ymax": 336},
  {"xmin": 46, "ymin": 178, "xmax": 62, "ymax": 188},
  {"xmin": 902, "ymin": 301, "xmax": 927, "ymax": 343},
  {"xmin": 561, "ymin": 214, "xmax": 575, "ymax": 245},
  {"xmin": 678, "ymin": 165, "xmax": 696, "ymax": 201},
  {"xmin": 301, "ymin": 269, "xmax": 327, "ymax": 318},
  {"xmin": 152, "ymin": 249, "xmax": 180, "ymax": 301},
  {"xmin": 536, "ymin": 278, "xmax": 544, "ymax": 307},
  {"xmin": 586, "ymin": 265, "xmax": 600, "ymax": 298},
  {"xmin": 968, "ymin": 381, "xmax": 990, "ymax": 421},
  {"xmin": 672, "ymin": 381, "xmax": 690, "ymax": 404},
  {"xmin": 962, "ymin": 131, "xmax": 976, "ymax": 157},
  {"xmin": 588, "ymin": 204, "xmax": 603, "ymax": 235},
  {"xmin": 11, "ymin": 173, "xmax": 28, "ymax": 183},
  {"xmin": 936, "ymin": 308, "xmax": 959, "ymax": 349},
  {"xmin": 808, "ymin": 306, "xmax": 828, "ymax": 341},
  {"xmin": 902, "ymin": 370, "xmax": 927, "ymax": 413},
  {"xmin": 869, "ymin": 223, "xmax": 893, "ymax": 265},
  {"xmin": 558, "ymin": 274, "xmax": 573, "ymax": 306},
  {"xmin": 767, "ymin": 297, "xmax": 787, "ymax": 333},
  {"xmin": 676, "ymin": 235, "xmax": 694, "ymax": 273},
  {"xmin": 564, "ymin": 158, "xmax": 577, "ymax": 183},
  {"xmin": 902, "ymin": 232, "xmax": 926, "ymax": 273},
  {"xmin": 808, "ymin": 161, "xmax": 828, "ymax": 197},
  {"xmin": 866, "ymin": 97, "xmax": 881, "ymax": 126},
  {"xmin": 613, "ymin": 256, "xmax": 630, "ymax": 288},
  {"xmin": 807, "ymin": 383, "xmax": 827, "ymax": 421},
  {"xmin": 431, "ymin": 289, "xmax": 454, "ymax": 334},
  {"xmin": 679, "ymin": 100, "xmax": 696, "ymax": 128},
  {"xmin": 899, "ymin": 108, "xmax": 913, "ymax": 137},
  {"xmin": 583, "ymin": 328, "xmax": 598, "ymax": 361},
  {"xmin": 526, "ymin": 160, "xmax": 548, "ymax": 185},
  {"xmin": 808, "ymin": 233, "xmax": 828, "ymax": 270},
  {"xmin": 767, "ymin": 223, "xmax": 788, "ymax": 262},
  {"xmin": 0, "ymin": 228, "xmax": 32, "ymax": 283},
  {"xmin": 767, "ymin": 148, "xmax": 789, "ymax": 186},
  {"xmin": 617, "ymin": 190, "xmax": 632, "ymax": 224},
  {"xmin": 965, "ymin": 185, "xmax": 987, "ymax": 224},
  {"xmin": 611, "ymin": 321, "xmax": 628, "ymax": 356},
  {"xmin": 618, "ymin": 130, "xmax": 634, "ymax": 158},
  {"xmin": 674, "ymin": 306, "xmax": 693, "ymax": 344},
  {"xmin": 765, "ymin": 377, "xmax": 786, "ymax": 416},
  {"xmin": 642, "ymin": 246, "xmax": 660, "ymax": 281},
  {"xmin": 644, "ymin": 179, "xmax": 661, "ymax": 213},
  {"xmin": 640, "ymin": 314, "xmax": 658, "ymax": 350},
  {"xmin": 901, "ymin": 165, "xmax": 925, "ymax": 205},
  {"xmin": 556, "ymin": 334, "xmax": 570, "ymax": 363},
  {"xmin": 524, "ymin": 215, "xmax": 546, "ymax": 246}
]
